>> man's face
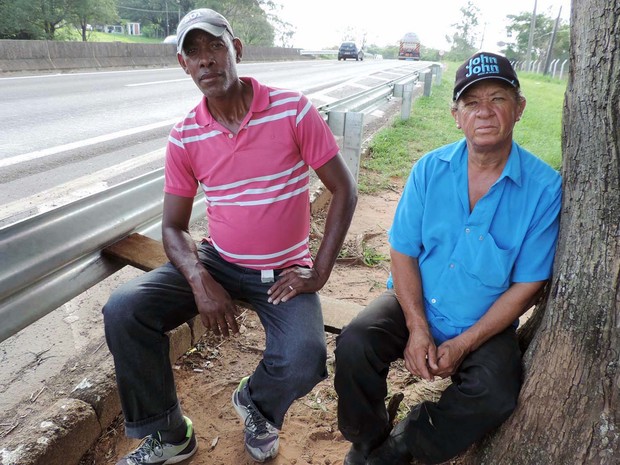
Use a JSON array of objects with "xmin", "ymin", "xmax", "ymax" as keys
[
  {"xmin": 177, "ymin": 29, "xmax": 241, "ymax": 99},
  {"xmin": 452, "ymin": 80, "xmax": 526, "ymax": 153}
]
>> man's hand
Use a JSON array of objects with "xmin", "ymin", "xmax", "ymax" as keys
[
  {"xmin": 162, "ymin": 193, "xmax": 240, "ymax": 337},
  {"xmin": 267, "ymin": 266, "xmax": 323, "ymax": 305},
  {"xmin": 404, "ymin": 327, "xmax": 439, "ymax": 381},
  {"xmin": 434, "ymin": 337, "xmax": 470, "ymax": 378},
  {"xmin": 193, "ymin": 269, "xmax": 239, "ymax": 337}
]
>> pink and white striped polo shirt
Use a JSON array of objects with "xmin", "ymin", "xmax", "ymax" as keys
[{"xmin": 164, "ymin": 77, "xmax": 340, "ymax": 270}]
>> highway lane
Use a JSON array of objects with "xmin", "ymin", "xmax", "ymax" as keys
[{"xmin": 0, "ymin": 59, "xmax": 427, "ymax": 227}]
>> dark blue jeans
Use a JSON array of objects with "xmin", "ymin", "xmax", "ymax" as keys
[
  {"xmin": 334, "ymin": 290, "xmax": 522, "ymax": 464},
  {"xmin": 103, "ymin": 243, "xmax": 327, "ymax": 439}
]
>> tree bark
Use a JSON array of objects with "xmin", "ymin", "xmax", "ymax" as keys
[{"xmin": 467, "ymin": 1, "xmax": 620, "ymax": 464}]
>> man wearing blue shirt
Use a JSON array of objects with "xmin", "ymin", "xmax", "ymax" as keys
[{"xmin": 335, "ymin": 52, "xmax": 562, "ymax": 465}]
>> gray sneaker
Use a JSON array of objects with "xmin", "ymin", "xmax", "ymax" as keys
[
  {"xmin": 116, "ymin": 416, "xmax": 197, "ymax": 465},
  {"xmin": 232, "ymin": 376, "xmax": 280, "ymax": 462}
]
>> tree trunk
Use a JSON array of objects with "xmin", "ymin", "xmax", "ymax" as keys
[{"xmin": 467, "ymin": 1, "xmax": 620, "ymax": 464}]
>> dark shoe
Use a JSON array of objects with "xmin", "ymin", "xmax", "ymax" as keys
[
  {"xmin": 344, "ymin": 427, "xmax": 391, "ymax": 465},
  {"xmin": 367, "ymin": 421, "xmax": 413, "ymax": 465},
  {"xmin": 344, "ymin": 443, "xmax": 373, "ymax": 465}
]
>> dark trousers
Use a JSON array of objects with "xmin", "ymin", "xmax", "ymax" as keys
[
  {"xmin": 103, "ymin": 243, "xmax": 327, "ymax": 438},
  {"xmin": 334, "ymin": 290, "xmax": 522, "ymax": 464}
]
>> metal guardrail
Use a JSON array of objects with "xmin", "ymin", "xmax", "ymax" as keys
[
  {"xmin": 0, "ymin": 66, "xmax": 433, "ymax": 344},
  {"xmin": 316, "ymin": 71, "xmax": 419, "ymax": 115}
]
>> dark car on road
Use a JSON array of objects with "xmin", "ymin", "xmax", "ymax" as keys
[{"xmin": 338, "ymin": 42, "xmax": 364, "ymax": 61}]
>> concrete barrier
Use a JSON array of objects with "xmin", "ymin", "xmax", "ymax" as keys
[
  {"xmin": 46, "ymin": 41, "xmax": 100, "ymax": 70},
  {"xmin": 0, "ymin": 40, "xmax": 305, "ymax": 74},
  {"xmin": 0, "ymin": 40, "xmax": 55, "ymax": 72}
]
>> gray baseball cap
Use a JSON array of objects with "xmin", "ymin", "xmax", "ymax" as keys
[{"xmin": 176, "ymin": 8, "xmax": 234, "ymax": 54}]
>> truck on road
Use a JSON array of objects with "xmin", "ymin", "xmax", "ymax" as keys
[{"xmin": 398, "ymin": 32, "xmax": 421, "ymax": 60}]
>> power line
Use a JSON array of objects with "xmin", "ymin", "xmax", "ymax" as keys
[{"xmin": 117, "ymin": 4, "xmax": 177, "ymax": 14}]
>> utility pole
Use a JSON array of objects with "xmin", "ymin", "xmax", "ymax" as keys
[
  {"xmin": 525, "ymin": 0, "xmax": 537, "ymax": 72},
  {"xmin": 165, "ymin": 2, "xmax": 170, "ymax": 37},
  {"xmin": 544, "ymin": 6, "xmax": 562, "ymax": 75},
  {"xmin": 479, "ymin": 22, "xmax": 487, "ymax": 50}
]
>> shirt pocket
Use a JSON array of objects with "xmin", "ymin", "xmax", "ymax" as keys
[{"xmin": 468, "ymin": 233, "xmax": 515, "ymax": 288}]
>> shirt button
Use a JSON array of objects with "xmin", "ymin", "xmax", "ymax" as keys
[
  {"xmin": 431, "ymin": 298, "xmax": 437, "ymax": 304},
  {"xmin": 449, "ymin": 263, "xmax": 455, "ymax": 269},
  {"xmin": 479, "ymin": 235, "xmax": 484, "ymax": 241},
  {"xmin": 228, "ymin": 133, "xmax": 233, "ymax": 139},
  {"xmin": 465, "ymin": 228, "xmax": 470, "ymax": 234}
]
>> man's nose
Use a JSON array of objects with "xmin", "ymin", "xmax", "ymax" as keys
[
  {"xmin": 198, "ymin": 51, "xmax": 215, "ymax": 66},
  {"xmin": 476, "ymin": 100, "xmax": 495, "ymax": 116}
]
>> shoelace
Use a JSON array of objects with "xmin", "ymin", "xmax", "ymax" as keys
[
  {"xmin": 127, "ymin": 435, "xmax": 165, "ymax": 462},
  {"xmin": 244, "ymin": 404, "xmax": 270, "ymax": 437}
]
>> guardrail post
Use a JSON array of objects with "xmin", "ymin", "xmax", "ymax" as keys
[
  {"xmin": 431, "ymin": 64, "xmax": 442, "ymax": 85},
  {"xmin": 327, "ymin": 111, "xmax": 364, "ymax": 181},
  {"xmin": 395, "ymin": 82, "xmax": 414, "ymax": 120},
  {"xmin": 421, "ymin": 71, "xmax": 433, "ymax": 97}
]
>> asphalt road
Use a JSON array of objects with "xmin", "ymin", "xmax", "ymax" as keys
[{"xmin": 0, "ymin": 58, "xmax": 428, "ymax": 426}]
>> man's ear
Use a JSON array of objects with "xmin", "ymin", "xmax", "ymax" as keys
[
  {"xmin": 177, "ymin": 53, "xmax": 190, "ymax": 74},
  {"xmin": 517, "ymin": 97, "xmax": 527, "ymax": 119},
  {"xmin": 233, "ymin": 38, "xmax": 243, "ymax": 64}
]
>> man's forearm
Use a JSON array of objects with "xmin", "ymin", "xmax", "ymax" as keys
[
  {"xmin": 163, "ymin": 227, "xmax": 202, "ymax": 277},
  {"xmin": 312, "ymin": 155, "xmax": 358, "ymax": 285},
  {"xmin": 313, "ymin": 186, "xmax": 357, "ymax": 283},
  {"xmin": 457, "ymin": 281, "xmax": 546, "ymax": 352},
  {"xmin": 390, "ymin": 249, "xmax": 429, "ymax": 332}
]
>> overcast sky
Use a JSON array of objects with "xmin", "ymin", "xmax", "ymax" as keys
[{"xmin": 275, "ymin": 0, "xmax": 571, "ymax": 51}]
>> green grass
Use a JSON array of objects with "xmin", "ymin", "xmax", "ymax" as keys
[
  {"xmin": 87, "ymin": 31, "xmax": 163, "ymax": 43},
  {"xmin": 55, "ymin": 27, "xmax": 163, "ymax": 43},
  {"xmin": 513, "ymin": 72, "xmax": 566, "ymax": 170},
  {"xmin": 359, "ymin": 63, "xmax": 566, "ymax": 192}
]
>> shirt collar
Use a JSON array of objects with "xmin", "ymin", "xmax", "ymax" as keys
[
  {"xmin": 441, "ymin": 139, "xmax": 523, "ymax": 187},
  {"xmin": 194, "ymin": 76, "xmax": 269, "ymax": 127}
]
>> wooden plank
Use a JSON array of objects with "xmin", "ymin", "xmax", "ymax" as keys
[
  {"xmin": 319, "ymin": 295, "xmax": 363, "ymax": 334},
  {"xmin": 103, "ymin": 233, "xmax": 168, "ymax": 271},
  {"xmin": 103, "ymin": 233, "xmax": 362, "ymax": 333}
]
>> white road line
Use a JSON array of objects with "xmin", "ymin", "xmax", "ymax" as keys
[
  {"xmin": 0, "ymin": 148, "xmax": 165, "ymax": 221},
  {"xmin": 126, "ymin": 78, "xmax": 190, "ymax": 87},
  {"xmin": 0, "ymin": 67, "xmax": 182, "ymax": 80},
  {"xmin": 0, "ymin": 120, "xmax": 177, "ymax": 169}
]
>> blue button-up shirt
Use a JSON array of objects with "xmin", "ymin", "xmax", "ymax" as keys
[{"xmin": 388, "ymin": 139, "xmax": 562, "ymax": 342}]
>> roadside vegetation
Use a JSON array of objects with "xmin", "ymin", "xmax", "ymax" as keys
[
  {"xmin": 56, "ymin": 29, "xmax": 163, "ymax": 43},
  {"xmin": 359, "ymin": 63, "xmax": 566, "ymax": 193}
]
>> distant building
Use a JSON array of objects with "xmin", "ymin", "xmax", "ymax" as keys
[
  {"xmin": 103, "ymin": 22, "xmax": 141, "ymax": 35},
  {"xmin": 126, "ymin": 22, "xmax": 141, "ymax": 36}
]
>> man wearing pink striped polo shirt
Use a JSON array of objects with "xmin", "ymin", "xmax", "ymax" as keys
[{"xmin": 103, "ymin": 8, "xmax": 357, "ymax": 465}]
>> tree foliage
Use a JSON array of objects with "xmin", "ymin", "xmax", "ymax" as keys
[
  {"xmin": 0, "ymin": 0, "xmax": 285, "ymax": 45},
  {"xmin": 503, "ymin": 9, "xmax": 570, "ymax": 62},
  {"xmin": 198, "ymin": 0, "xmax": 274, "ymax": 45},
  {"xmin": 0, "ymin": 0, "xmax": 41, "ymax": 39},
  {"xmin": 71, "ymin": 0, "xmax": 118, "ymax": 41},
  {"xmin": 444, "ymin": 0, "xmax": 481, "ymax": 61},
  {"xmin": 116, "ymin": 0, "xmax": 276, "ymax": 44}
]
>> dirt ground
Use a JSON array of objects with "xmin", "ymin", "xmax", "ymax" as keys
[{"xmin": 80, "ymin": 183, "xmax": 458, "ymax": 465}]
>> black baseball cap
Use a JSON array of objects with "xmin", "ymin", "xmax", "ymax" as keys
[
  {"xmin": 453, "ymin": 52, "xmax": 520, "ymax": 101},
  {"xmin": 176, "ymin": 8, "xmax": 234, "ymax": 54}
]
